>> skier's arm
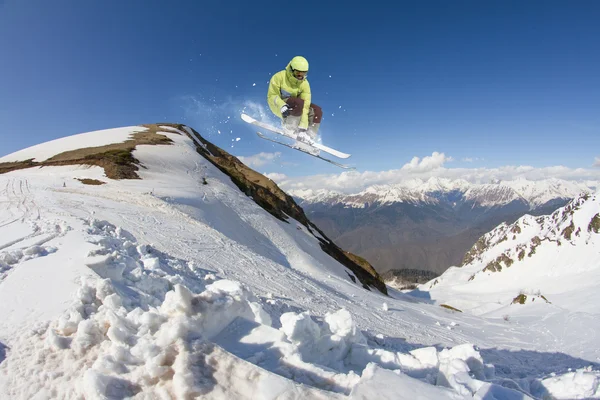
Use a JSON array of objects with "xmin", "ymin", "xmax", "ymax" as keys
[
  {"xmin": 267, "ymin": 74, "xmax": 286, "ymax": 117},
  {"xmin": 298, "ymin": 81, "xmax": 311, "ymax": 129}
]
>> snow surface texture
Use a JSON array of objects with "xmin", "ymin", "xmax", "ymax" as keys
[{"xmin": 0, "ymin": 126, "xmax": 599, "ymax": 399}]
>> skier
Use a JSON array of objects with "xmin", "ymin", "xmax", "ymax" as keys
[{"xmin": 267, "ymin": 56, "xmax": 323, "ymax": 145}]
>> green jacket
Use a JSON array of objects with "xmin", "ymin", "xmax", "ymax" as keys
[{"xmin": 267, "ymin": 61, "xmax": 312, "ymax": 129}]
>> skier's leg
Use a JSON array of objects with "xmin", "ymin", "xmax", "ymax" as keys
[
  {"xmin": 307, "ymin": 104, "xmax": 323, "ymax": 140},
  {"xmin": 282, "ymin": 115, "xmax": 301, "ymax": 133},
  {"xmin": 285, "ymin": 97, "xmax": 304, "ymax": 116},
  {"xmin": 281, "ymin": 98, "xmax": 304, "ymax": 133}
]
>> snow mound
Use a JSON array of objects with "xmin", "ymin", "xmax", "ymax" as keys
[
  {"xmin": 2, "ymin": 217, "xmax": 581, "ymax": 399},
  {"xmin": 2, "ymin": 274, "xmax": 555, "ymax": 399}
]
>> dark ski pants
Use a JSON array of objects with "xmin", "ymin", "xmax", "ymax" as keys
[{"xmin": 285, "ymin": 97, "xmax": 323, "ymax": 124}]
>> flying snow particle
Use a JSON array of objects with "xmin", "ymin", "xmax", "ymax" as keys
[
  {"xmin": 382, "ymin": 302, "xmax": 389, "ymax": 311},
  {"xmin": 235, "ymin": 138, "xmax": 240, "ymax": 142},
  {"xmin": 253, "ymin": 83, "xmax": 256, "ymax": 87}
]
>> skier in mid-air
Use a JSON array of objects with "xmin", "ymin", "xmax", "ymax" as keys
[
  {"xmin": 266, "ymin": 56, "xmax": 322, "ymax": 145},
  {"xmin": 241, "ymin": 55, "xmax": 351, "ymax": 167}
]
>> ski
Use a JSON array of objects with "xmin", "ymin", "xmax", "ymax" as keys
[
  {"xmin": 241, "ymin": 113, "xmax": 351, "ymax": 159},
  {"xmin": 255, "ymin": 132, "xmax": 355, "ymax": 170}
]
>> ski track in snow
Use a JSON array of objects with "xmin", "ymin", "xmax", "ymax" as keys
[
  {"xmin": 0, "ymin": 178, "xmax": 66, "ymax": 281},
  {"xmin": 0, "ymin": 129, "xmax": 599, "ymax": 399},
  {"xmin": 0, "ymin": 178, "xmax": 39, "ymax": 228}
]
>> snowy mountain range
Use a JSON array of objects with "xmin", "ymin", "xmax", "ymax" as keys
[
  {"xmin": 1, "ymin": 124, "xmax": 599, "ymax": 399},
  {"xmin": 292, "ymin": 177, "xmax": 596, "ymax": 276},
  {"xmin": 291, "ymin": 177, "xmax": 594, "ymax": 210}
]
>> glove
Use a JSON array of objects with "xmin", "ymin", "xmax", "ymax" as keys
[{"xmin": 281, "ymin": 104, "xmax": 292, "ymax": 118}]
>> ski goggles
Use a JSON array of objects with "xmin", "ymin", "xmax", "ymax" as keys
[{"xmin": 292, "ymin": 69, "xmax": 307, "ymax": 80}]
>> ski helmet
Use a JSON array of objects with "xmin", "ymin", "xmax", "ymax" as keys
[{"xmin": 290, "ymin": 56, "xmax": 309, "ymax": 72}]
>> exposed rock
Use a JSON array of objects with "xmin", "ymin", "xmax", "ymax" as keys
[
  {"xmin": 589, "ymin": 213, "xmax": 600, "ymax": 233},
  {"xmin": 512, "ymin": 293, "xmax": 551, "ymax": 305},
  {"xmin": 562, "ymin": 222, "xmax": 575, "ymax": 240},
  {"xmin": 512, "ymin": 294, "xmax": 527, "ymax": 304},
  {"xmin": 483, "ymin": 253, "xmax": 514, "ymax": 273},
  {"xmin": 461, "ymin": 236, "xmax": 490, "ymax": 266},
  {"xmin": 440, "ymin": 304, "xmax": 462, "ymax": 312}
]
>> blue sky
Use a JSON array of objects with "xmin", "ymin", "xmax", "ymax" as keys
[{"xmin": 1, "ymin": 0, "xmax": 599, "ymax": 179}]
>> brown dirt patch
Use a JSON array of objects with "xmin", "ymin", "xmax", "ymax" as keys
[
  {"xmin": 0, "ymin": 125, "xmax": 176, "ymax": 179},
  {"xmin": 75, "ymin": 178, "xmax": 106, "ymax": 185}
]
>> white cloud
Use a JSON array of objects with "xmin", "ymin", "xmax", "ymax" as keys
[
  {"xmin": 594, "ymin": 157, "xmax": 600, "ymax": 167},
  {"xmin": 264, "ymin": 172, "xmax": 287, "ymax": 182},
  {"xmin": 237, "ymin": 152, "xmax": 281, "ymax": 168},
  {"xmin": 401, "ymin": 152, "xmax": 453, "ymax": 172}
]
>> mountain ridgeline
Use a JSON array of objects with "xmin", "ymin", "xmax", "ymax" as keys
[
  {"xmin": 0, "ymin": 124, "xmax": 387, "ymax": 295},
  {"xmin": 291, "ymin": 178, "xmax": 594, "ymax": 278}
]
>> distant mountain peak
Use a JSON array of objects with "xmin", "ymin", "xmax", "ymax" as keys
[{"xmin": 291, "ymin": 178, "xmax": 595, "ymax": 210}]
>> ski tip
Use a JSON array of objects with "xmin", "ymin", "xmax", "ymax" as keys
[{"xmin": 240, "ymin": 113, "xmax": 255, "ymax": 123}]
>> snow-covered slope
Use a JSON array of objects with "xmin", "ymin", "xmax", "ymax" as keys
[
  {"xmin": 423, "ymin": 191, "xmax": 600, "ymax": 311},
  {"xmin": 421, "ymin": 191, "xmax": 600, "ymax": 363},
  {"xmin": 1, "ymin": 126, "xmax": 599, "ymax": 399}
]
